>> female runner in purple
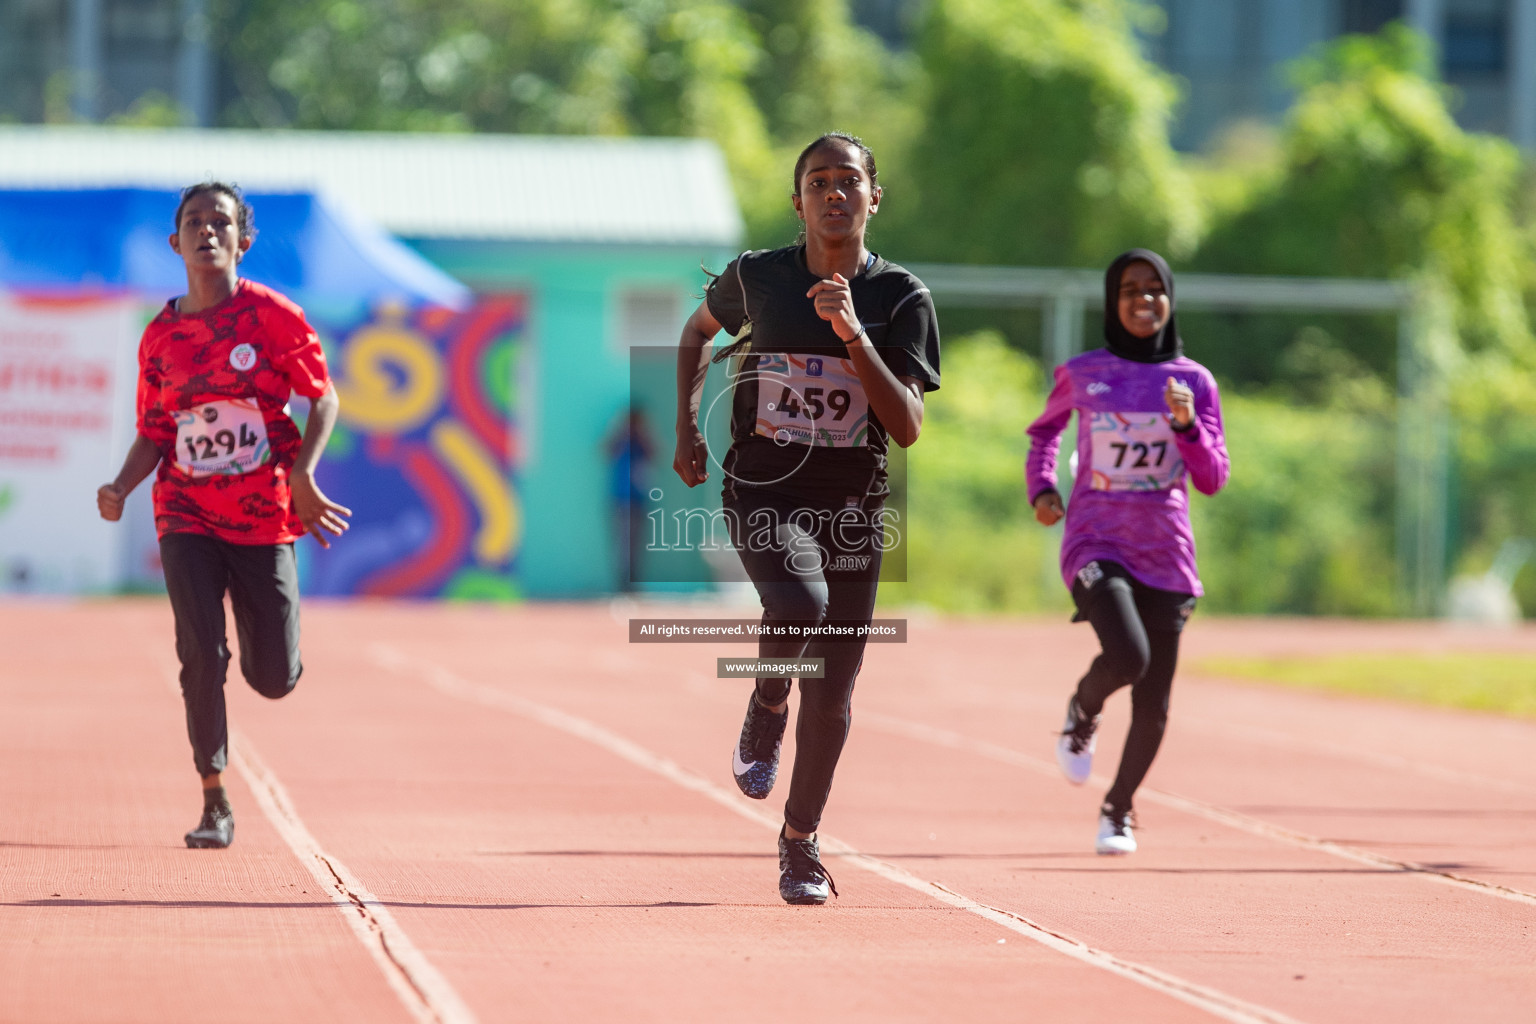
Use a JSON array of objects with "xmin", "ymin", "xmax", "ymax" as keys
[{"xmin": 1026, "ymin": 249, "xmax": 1229, "ymax": 855}]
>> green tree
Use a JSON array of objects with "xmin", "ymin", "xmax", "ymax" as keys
[
  {"xmin": 738, "ymin": 0, "xmax": 890, "ymax": 139},
  {"xmin": 216, "ymin": 0, "xmax": 778, "ymax": 232},
  {"xmin": 731, "ymin": 0, "xmax": 920, "ymax": 244},
  {"xmin": 219, "ymin": 0, "xmax": 762, "ymax": 135},
  {"xmin": 882, "ymin": 0, "xmax": 1199, "ymax": 267},
  {"xmin": 212, "ymin": 0, "xmax": 907, "ymax": 245},
  {"xmin": 1191, "ymin": 389, "xmax": 1398, "ymax": 616},
  {"xmin": 1185, "ymin": 27, "xmax": 1536, "ymax": 617},
  {"xmin": 1191, "ymin": 26, "xmax": 1533, "ymax": 377}
]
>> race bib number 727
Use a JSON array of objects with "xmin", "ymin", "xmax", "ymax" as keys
[
  {"xmin": 173, "ymin": 398, "xmax": 272, "ymax": 477},
  {"xmin": 1088, "ymin": 411, "xmax": 1183, "ymax": 491}
]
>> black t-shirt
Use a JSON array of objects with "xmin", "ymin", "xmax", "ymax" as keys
[{"xmin": 705, "ymin": 245, "xmax": 941, "ymax": 505}]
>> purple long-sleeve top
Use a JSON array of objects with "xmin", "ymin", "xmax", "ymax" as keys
[{"xmin": 1027, "ymin": 348, "xmax": 1230, "ymax": 596}]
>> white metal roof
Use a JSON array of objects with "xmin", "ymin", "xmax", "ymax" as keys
[{"xmin": 0, "ymin": 126, "xmax": 743, "ymax": 247}]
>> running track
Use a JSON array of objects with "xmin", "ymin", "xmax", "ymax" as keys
[{"xmin": 2, "ymin": 600, "xmax": 1534, "ymax": 1023}]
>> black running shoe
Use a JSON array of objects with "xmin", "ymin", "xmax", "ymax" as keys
[
  {"xmin": 778, "ymin": 826, "xmax": 838, "ymax": 905},
  {"xmin": 185, "ymin": 801, "xmax": 234, "ymax": 849},
  {"xmin": 732, "ymin": 692, "xmax": 788, "ymax": 800}
]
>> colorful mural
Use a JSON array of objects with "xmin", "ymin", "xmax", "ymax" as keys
[{"xmin": 306, "ymin": 295, "xmax": 525, "ymax": 598}]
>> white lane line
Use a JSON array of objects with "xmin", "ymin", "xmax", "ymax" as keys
[
  {"xmin": 373, "ymin": 645, "xmax": 1308, "ymax": 1024},
  {"xmin": 231, "ymin": 733, "xmax": 480, "ymax": 1024},
  {"xmin": 1177, "ymin": 712, "xmax": 1536, "ymax": 797},
  {"xmin": 146, "ymin": 654, "xmax": 476, "ymax": 1024},
  {"xmin": 856, "ymin": 711, "xmax": 1536, "ymax": 909}
]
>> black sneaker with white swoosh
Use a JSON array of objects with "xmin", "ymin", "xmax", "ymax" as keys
[
  {"xmin": 732, "ymin": 691, "xmax": 788, "ymax": 799},
  {"xmin": 778, "ymin": 826, "xmax": 838, "ymax": 905}
]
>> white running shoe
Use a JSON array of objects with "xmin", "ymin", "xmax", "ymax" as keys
[
  {"xmin": 1055, "ymin": 696, "xmax": 1099, "ymax": 785},
  {"xmin": 1095, "ymin": 805, "xmax": 1136, "ymax": 855}
]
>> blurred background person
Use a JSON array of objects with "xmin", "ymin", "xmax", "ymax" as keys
[{"xmin": 606, "ymin": 405, "xmax": 655, "ymax": 592}]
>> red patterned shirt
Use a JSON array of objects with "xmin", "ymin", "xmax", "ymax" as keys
[{"xmin": 137, "ymin": 279, "xmax": 331, "ymax": 544}]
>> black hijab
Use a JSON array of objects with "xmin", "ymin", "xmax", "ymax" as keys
[{"xmin": 1103, "ymin": 248, "xmax": 1182, "ymax": 364}]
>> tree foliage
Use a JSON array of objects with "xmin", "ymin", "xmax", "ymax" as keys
[
  {"xmin": 901, "ymin": 331, "xmax": 1065, "ymax": 614},
  {"xmin": 880, "ymin": 0, "xmax": 1200, "ymax": 267},
  {"xmin": 196, "ymin": 5, "xmax": 1536, "ymax": 615},
  {"xmin": 1191, "ymin": 26, "xmax": 1533, "ymax": 370},
  {"xmin": 219, "ymin": 0, "xmax": 754, "ymax": 134},
  {"xmin": 904, "ymin": 334, "xmax": 1408, "ymax": 617},
  {"xmin": 1190, "ymin": 390, "xmax": 1398, "ymax": 616},
  {"xmin": 733, "ymin": 0, "xmax": 920, "ymax": 244},
  {"xmin": 212, "ymin": 0, "xmax": 904, "ymax": 242}
]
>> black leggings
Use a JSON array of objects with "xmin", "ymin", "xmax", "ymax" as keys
[
  {"xmin": 726, "ymin": 492, "xmax": 882, "ymax": 834},
  {"xmin": 1071, "ymin": 566, "xmax": 1190, "ymax": 813},
  {"xmin": 160, "ymin": 533, "xmax": 303, "ymax": 778}
]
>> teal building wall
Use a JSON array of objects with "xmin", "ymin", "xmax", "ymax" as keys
[{"xmin": 408, "ymin": 239, "xmax": 737, "ymax": 598}]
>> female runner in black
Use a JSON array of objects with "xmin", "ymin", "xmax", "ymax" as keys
[{"xmin": 674, "ymin": 133, "xmax": 940, "ymax": 904}]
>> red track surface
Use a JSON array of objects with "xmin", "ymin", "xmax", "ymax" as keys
[{"xmin": 3, "ymin": 600, "xmax": 1534, "ymax": 1023}]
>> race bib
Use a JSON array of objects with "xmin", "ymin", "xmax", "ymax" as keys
[
  {"xmin": 752, "ymin": 353, "xmax": 870, "ymax": 448},
  {"xmin": 173, "ymin": 398, "xmax": 272, "ymax": 477},
  {"xmin": 1088, "ymin": 411, "xmax": 1183, "ymax": 491}
]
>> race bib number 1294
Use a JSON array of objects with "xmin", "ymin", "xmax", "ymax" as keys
[{"xmin": 173, "ymin": 398, "xmax": 272, "ymax": 477}]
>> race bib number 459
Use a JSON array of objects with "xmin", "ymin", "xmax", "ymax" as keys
[
  {"xmin": 753, "ymin": 353, "xmax": 870, "ymax": 448},
  {"xmin": 173, "ymin": 398, "xmax": 272, "ymax": 477},
  {"xmin": 1088, "ymin": 411, "xmax": 1183, "ymax": 491}
]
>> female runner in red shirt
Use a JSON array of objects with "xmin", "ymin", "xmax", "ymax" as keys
[{"xmin": 97, "ymin": 182, "xmax": 351, "ymax": 848}]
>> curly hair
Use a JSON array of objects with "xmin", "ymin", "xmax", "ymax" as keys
[{"xmin": 174, "ymin": 181, "xmax": 257, "ymax": 242}]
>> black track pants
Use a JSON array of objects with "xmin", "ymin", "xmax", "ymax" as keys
[
  {"xmin": 727, "ymin": 493, "xmax": 883, "ymax": 834},
  {"xmin": 160, "ymin": 533, "xmax": 303, "ymax": 778},
  {"xmin": 1070, "ymin": 562, "xmax": 1191, "ymax": 814}
]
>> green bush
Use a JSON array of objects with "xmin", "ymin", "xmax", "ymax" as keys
[
  {"xmin": 897, "ymin": 334, "xmax": 1407, "ymax": 617},
  {"xmin": 896, "ymin": 331, "xmax": 1067, "ymax": 614},
  {"xmin": 1191, "ymin": 389, "xmax": 1397, "ymax": 615},
  {"xmin": 1447, "ymin": 357, "xmax": 1536, "ymax": 611}
]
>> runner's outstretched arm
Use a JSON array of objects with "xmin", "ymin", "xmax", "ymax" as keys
[
  {"xmin": 289, "ymin": 382, "xmax": 351, "ymax": 547},
  {"xmin": 673, "ymin": 300, "xmax": 722, "ymax": 487},
  {"xmin": 97, "ymin": 434, "xmax": 162, "ymax": 521},
  {"xmin": 1026, "ymin": 364, "xmax": 1074, "ymax": 526}
]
